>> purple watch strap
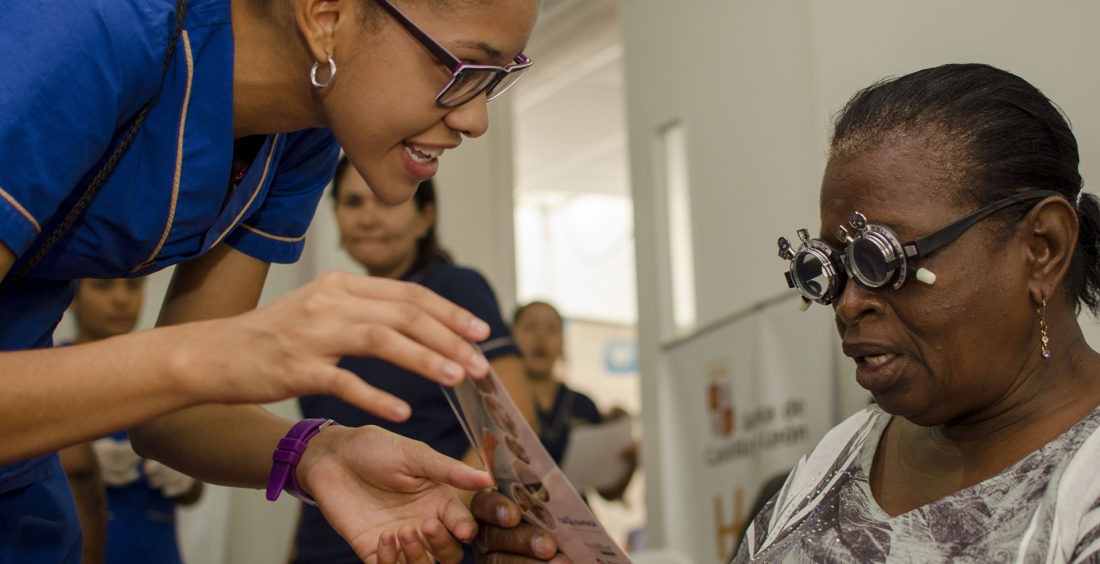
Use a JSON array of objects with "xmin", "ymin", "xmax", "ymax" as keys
[{"xmin": 266, "ymin": 418, "xmax": 337, "ymax": 505}]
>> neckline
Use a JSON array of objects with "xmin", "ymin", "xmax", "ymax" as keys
[
  {"xmin": 537, "ymin": 384, "xmax": 574, "ymax": 441},
  {"xmin": 856, "ymin": 403, "xmax": 1100, "ymax": 520}
]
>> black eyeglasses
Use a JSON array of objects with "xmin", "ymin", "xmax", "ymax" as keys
[
  {"xmin": 777, "ymin": 190, "xmax": 1060, "ymax": 307},
  {"xmin": 374, "ymin": 0, "xmax": 533, "ymax": 108}
]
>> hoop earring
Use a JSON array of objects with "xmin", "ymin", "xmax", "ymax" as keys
[
  {"xmin": 311, "ymin": 54, "xmax": 336, "ymax": 88},
  {"xmin": 1038, "ymin": 297, "xmax": 1051, "ymax": 359}
]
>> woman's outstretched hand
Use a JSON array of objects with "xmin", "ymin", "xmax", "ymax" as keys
[
  {"xmin": 181, "ymin": 270, "xmax": 492, "ymax": 421},
  {"xmin": 298, "ymin": 424, "xmax": 494, "ymax": 563}
]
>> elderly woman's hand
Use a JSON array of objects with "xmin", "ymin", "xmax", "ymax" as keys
[{"xmin": 470, "ymin": 489, "xmax": 571, "ymax": 563}]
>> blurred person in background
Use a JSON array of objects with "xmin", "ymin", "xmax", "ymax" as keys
[
  {"xmin": 63, "ymin": 278, "xmax": 203, "ymax": 564},
  {"xmin": 292, "ymin": 158, "xmax": 535, "ymax": 564},
  {"xmin": 513, "ymin": 300, "xmax": 636, "ymax": 502}
]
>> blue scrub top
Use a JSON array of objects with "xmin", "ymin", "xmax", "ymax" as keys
[
  {"xmin": 0, "ymin": 0, "xmax": 339, "ymax": 561},
  {"xmin": 101, "ymin": 432, "xmax": 185, "ymax": 564},
  {"xmin": 295, "ymin": 257, "xmax": 519, "ymax": 564},
  {"xmin": 537, "ymin": 384, "xmax": 604, "ymax": 465}
]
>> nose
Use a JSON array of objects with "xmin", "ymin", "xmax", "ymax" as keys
[
  {"xmin": 355, "ymin": 200, "xmax": 381, "ymax": 228},
  {"xmin": 443, "ymin": 93, "xmax": 490, "ymax": 138},
  {"xmin": 108, "ymin": 283, "xmax": 130, "ymax": 304},
  {"xmin": 832, "ymin": 279, "xmax": 883, "ymax": 330}
]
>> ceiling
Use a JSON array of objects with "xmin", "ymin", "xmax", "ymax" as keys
[{"xmin": 511, "ymin": 0, "xmax": 629, "ymax": 199}]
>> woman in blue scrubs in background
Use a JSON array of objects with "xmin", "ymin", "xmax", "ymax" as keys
[
  {"xmin": 293, "ymin": 159, "xmax": 536, "ymax": 564},
  {"xmin": 0, "ymin": 0, "xmax": 538, "ymax": 562}
]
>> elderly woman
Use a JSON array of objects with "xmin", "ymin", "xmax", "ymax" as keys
[{"xmin": 461, "ymin": 63, "xmax": 1100, "ymax": 563}]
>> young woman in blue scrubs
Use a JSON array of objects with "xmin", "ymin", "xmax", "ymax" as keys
[
  {"xmin": 293, "ymin": 159, "xmax": 536, "ymax": 564},
  {"xmin": 0, "ymin": 0, "xmax": 538, "ymax": 562}
]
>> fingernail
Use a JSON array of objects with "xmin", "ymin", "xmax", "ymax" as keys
[
  {"xmin": 468, "ymin": 317, "xmax": 490, "ymax": 337},
  {"xmin": 443, "ymin": 361, "xmax": 464, "ymax": 383},
  {"xmin": 533, "ymin": 534, "xmax": 551, "ymax": 556},
  {"xmin": 469, "ymin": 352, "xmax": 489, "ymax": 374},
  {"xmin": 392, "ymin": 402, "xmax": 411, "ymax": 420},
  {"xmin": 497, "ymin": 505, "xmax": 509, "ymax": 522}
]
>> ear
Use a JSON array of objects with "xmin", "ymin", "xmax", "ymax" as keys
[
  {"xmin": 1023, "ymin": 195, "xmax": 1079, "ymax": 304},
  {"xmin": 295, "ymin": 0, "xmax": 343, "ymax": 62}
]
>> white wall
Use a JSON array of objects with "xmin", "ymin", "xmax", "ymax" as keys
[{"xmin": 620, "ymin": 0, "xmax": 1100, "ymax": 557}]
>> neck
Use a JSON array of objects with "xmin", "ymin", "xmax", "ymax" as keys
[
  {"xmin": 231, "ymin": 0, "xmax": 324, "ymax": 137},
  {"xmin": 933, "ymin": 320, "xmax": 1100, "ymax": 449},
  {"xmin": 528, "ymin": 374, "xmax": 560, "ymax": 410},
  {"xmin": 366, "ymin": 254, "xmax": 419, "ymax": 280}
]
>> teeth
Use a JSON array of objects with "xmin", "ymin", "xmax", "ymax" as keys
[
  {"xmin": 405, "ymin": 144, "xmax": 443, "ymax": 163},
  {"xmin": 864, "ymin": 354, "xmax": 895, "ymax": 367}
]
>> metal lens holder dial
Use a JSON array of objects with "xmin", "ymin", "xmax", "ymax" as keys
[
  {"xmin": 778, "ymin": 229, "xmax": 845, "ymax": 305},
  {"xmin": 837, "ymin": 211, "xmax": 908, "ymax": 289}
]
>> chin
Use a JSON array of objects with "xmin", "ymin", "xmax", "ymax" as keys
[
  {"xmin": 372, "ymin": 181, "xmax": 419, "ymax": 206},
  {"xmin": 873, "ymin": 396, "xmax": 946, "ymax": 427}
]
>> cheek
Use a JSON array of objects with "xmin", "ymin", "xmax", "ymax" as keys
[
  {"xmin": 324, "ymin": 55, "xmax": 440, "ymax": 149},
  {"xmin": 335, "ymin": 211, "xmax": 359, "ymax": 239},
  {"xmin": 905, "ymin": 258, "xmax": 1024, "ymax": 371}
]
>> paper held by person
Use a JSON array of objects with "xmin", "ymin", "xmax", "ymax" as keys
[{"xmin": 560, "ymin": 417, "xmax": 633, "ymax": 493}]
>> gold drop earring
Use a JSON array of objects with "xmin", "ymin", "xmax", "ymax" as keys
[{"xmin": 1038, "ymin": 297, "xmax": 1051, "ymax": 359}]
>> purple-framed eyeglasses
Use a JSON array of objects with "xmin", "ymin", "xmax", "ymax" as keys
[{"xmin": 374, "ymin": 0, "xmax": 533, "ymax": 108}]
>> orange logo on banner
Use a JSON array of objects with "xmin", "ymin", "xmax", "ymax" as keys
[
  {"xmin": 707, "ymin": 359, "xmax": 735, "ymax": 437},
  {"xmin": 714, "ymin": 486, "xmax": 745, "ymax": 562}
]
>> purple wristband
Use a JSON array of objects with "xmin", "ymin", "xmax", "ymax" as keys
[{"xmin": 266, "ymin": 418, "xmax": 338, "ymax": 506}]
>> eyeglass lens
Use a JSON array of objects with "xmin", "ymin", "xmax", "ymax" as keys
[
  {"xmin": 440, "ymin": 65, "xmax": 527, "ymax": 107},
  {"xmin": 793, "ymin": 253, "xmax": 828, "ymax": 300},
  {"xmin": 849, "ymin": 239, "xmax": 892, "ymax": 287}
]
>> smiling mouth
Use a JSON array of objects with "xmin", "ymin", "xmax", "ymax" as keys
[{"xmin": 404, "ymin": 143, "xmax": 443, "ymax": 163}]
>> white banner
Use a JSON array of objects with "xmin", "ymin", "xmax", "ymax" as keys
[{"xmin": 662, "ymin": 296, "xmax": 837, "ymax": 564}]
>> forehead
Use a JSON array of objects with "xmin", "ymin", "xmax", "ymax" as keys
[
  {"xmin": 518, "ymin": 304, "xmax": 561, "ymax": 325},
  {"xmin": 819, "ymin": 137, "xmax": 968, "ymax": 240},
  {"xmin": 402, "ymin": 0, "xmax": 538, "ymax": 63}
]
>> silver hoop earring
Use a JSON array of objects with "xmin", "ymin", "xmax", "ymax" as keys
[{"xmin": 310, "ymin": 54, "xmax": 336, "ymax": 88}]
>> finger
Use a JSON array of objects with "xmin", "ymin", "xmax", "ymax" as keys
[
  {"xmin": 397, "ymin": 525, "xmax": 433, "ymax": 564},
  {"xmin": 477, "ymin": 523, "xmax": 559, "ymax": 559},
  {"xmin": 339, "ymin": 275, "xmax": 492, "ymax": 343},
  {"xmin": 377, "ymin": 531, "xmax": 399, "ymax": 564},
  {"xmin": 421, "ymin": 519, "xmax": 466, "ymax": 564},
  {"xmin": 311, "ymin": 364, "xmax": 413, "ymax": 422},
  {"xmin": 476, "ymin": 550, "xmax": 573, "ymax": 564},
  {"xmin": 471, "ymin": 490, "xmax": 521, "ymax": 527},
  {"xmin": 335, "ymin": 318, "xmax": 482, "ymax": 386},
  {"xmin": 408, "ymin": 446, "xmax": 494, "ymax": 494}
]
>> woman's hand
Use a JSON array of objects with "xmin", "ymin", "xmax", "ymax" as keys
[
  {"xmin": 468, "ymin": 489, "xmax": 571, "ymax": 563},
  {"xmin": 297, "ymin": 425, "xmax": 494, "ymax": 563},
  {"xmin": 178, "ymin": 270, "xmax": 492, "ymax": 421}
]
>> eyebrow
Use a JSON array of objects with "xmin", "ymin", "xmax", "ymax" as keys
[{"xmin": 453, "ymin": 39, "xmax": 505, "ymax": 62}]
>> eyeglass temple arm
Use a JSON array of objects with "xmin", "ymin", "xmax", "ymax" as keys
[
  {"xmin": 903, "ymin": 190, "xmax": 1062, "ymax": 258},
  {"xmin": 373, "ymin": 0, "xmax": 462, "ymax": 70}
]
